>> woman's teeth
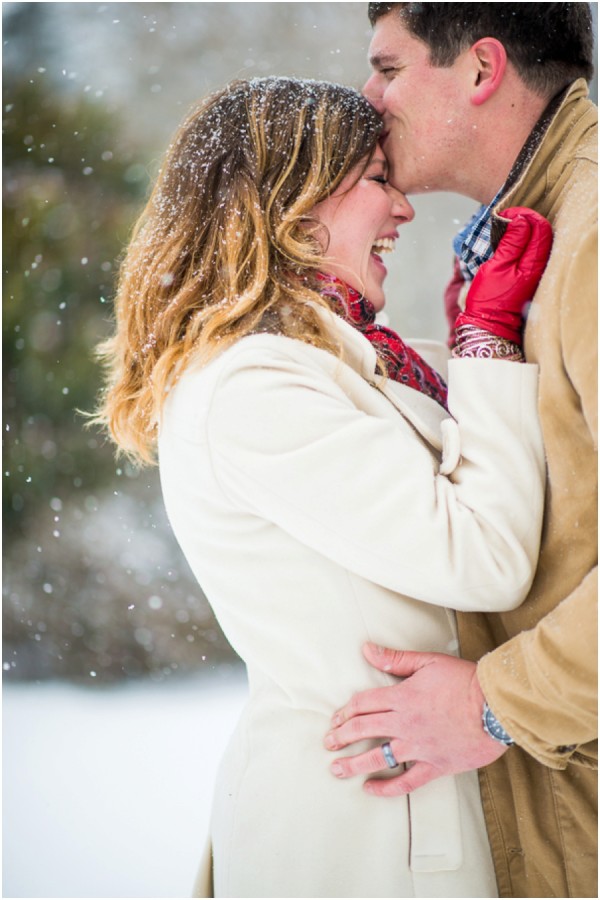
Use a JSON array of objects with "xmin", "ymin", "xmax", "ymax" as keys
[{"xmin": 371, "ymin": 237, "xmax": 396, "ymax": 254}]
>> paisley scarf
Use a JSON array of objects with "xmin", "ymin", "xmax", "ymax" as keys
[{"xmin": 319, "ymin": 274, "xmax": 448, "ymax": 410}]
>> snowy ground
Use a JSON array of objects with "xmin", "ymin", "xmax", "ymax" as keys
[{"xmin": 3, "ymin": 669, "xmax": 248, "ymax": 899}]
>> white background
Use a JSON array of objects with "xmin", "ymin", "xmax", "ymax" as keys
[{"xmin": 3, "ymin": 672, "xmax": 248, "ymax": 898}]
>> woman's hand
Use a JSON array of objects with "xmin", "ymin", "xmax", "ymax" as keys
[
  {"xmin": 443, "ymin": 258, "xmax": 465, "ymax": 349},
  {"xmin": 456, "ymin": 207, "xmax": 553, "ymax": 345}
]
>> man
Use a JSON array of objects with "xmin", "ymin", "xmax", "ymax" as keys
[{"xmin": 325, "ymin": 4, "xmax": 597, "ymax": 897}]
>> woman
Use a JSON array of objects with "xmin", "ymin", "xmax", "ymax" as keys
[{"xmin": 96, "ymin": 78, "xmax": 551, "ymax": 897}]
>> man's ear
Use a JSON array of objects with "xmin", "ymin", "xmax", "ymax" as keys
[{"xmin": 469, "ymin": 38, "xmax": 507, "ymax": 106}]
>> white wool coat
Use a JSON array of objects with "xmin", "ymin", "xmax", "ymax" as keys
[{"xmin": 158, "ymin": 310, "xmax": 545, "ymax": 898}]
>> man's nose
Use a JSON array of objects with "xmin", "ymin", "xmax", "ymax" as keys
[{"xmin": 362, "ymin": 73, "xmax": 385, "ymax": 114}]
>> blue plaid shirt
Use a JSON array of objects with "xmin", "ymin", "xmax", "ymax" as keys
[{"xmin": 452, "ymin": 186, "xmax": 504, "ymax": 283}]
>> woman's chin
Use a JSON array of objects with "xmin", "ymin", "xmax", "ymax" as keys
[{"xmin": 369, "ymin": 292, "xmax": 386, "ymax": 313}]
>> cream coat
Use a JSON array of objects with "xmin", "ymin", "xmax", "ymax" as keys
[{"xmin": 158, "ymin": 309, "xmax": 545, "ymax": 898}]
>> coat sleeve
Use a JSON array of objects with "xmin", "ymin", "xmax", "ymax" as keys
[
  {"xmin": 562, "ymin": 226, "xmax": 598, "ymax": 442},
  {"xmin": 204, "ymin": 341, "xmax": 545, "ymax": 613},
  {"xmin": 477, "ymin": 569, "xmax": 597, "ymax": 768},
  {"xmin": 477, "ymin": 224, "xmax": 598, "ymax": 768}
]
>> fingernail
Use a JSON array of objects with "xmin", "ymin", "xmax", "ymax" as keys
[
  {"xmin": 331, "ymin": 713, "xmax": 342, "ymax": 728},
  {"xmin": 324, "ymin": 733, "xmax": 336, "ymax": 749},
  {"xmin": 331, "ymin": 762, "xmax": 344, "ymax": 778}
]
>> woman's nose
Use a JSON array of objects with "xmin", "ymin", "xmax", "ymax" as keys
[
  {"xmin": 362, "ymin": 74, "xmax": 385, "ymax": 115},
  {"xmin": 390, "ymin": 190, "xmax": 415, "ymax": 224}
]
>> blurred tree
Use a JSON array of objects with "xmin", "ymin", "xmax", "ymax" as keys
[
  {"xmin": 3, "ymin": 74, "xmax": 238, "ymax": 683},
  {"xmin": 3, "ymin": 75, "xmax": 147, "ymax": 537},
  {"xmin": 4, "ymin": 1, "xmax": 594, "ymax": 684}
]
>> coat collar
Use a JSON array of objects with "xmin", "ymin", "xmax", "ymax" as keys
[
  {"xmin": 317, "ymin": 305, "xmax": 449, "ymax": 452},
  {"xmin": 492, "ymin": 79, "xmax": 597, "ymax": 226}
]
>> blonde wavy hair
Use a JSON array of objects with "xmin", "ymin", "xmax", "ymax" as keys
[{"xmin": 95, "ymin": 77, "xmax": 382, "ymax": 464}]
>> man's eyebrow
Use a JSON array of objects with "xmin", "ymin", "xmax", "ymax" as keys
[{"xmin": 369, "ymin": 53, "xmax": 400, "ymax": 69}]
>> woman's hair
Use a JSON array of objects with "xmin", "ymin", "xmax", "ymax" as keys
[
  {"xmin": 368, "ymin": 3, "xmax": 594, "ymax": 97},
  {"xmin": 95, "ymin": 77, "xmax": 382, "ymax": 464}
]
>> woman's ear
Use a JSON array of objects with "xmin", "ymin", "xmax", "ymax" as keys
[{"xmin": 469, "ymin": 38, "xmax": 507, "ymax": 106}]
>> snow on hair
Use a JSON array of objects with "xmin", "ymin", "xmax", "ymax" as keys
[{"xmin": 93, "ymin": 77, "xmax": 382, "ymax": 463}]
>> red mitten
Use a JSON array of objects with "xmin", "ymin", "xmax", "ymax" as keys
[
  {"xmin": 443, "ymin": 257, "xmax": 465, "ymax": 349},
  {"xmin": 455, "ymin": 207, "xmax": 553, "ymax": 345}
]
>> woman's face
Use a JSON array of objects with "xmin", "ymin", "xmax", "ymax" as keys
[{"xmin": 312, "ymin": 145, "xmax": 414, "ymax": 311}]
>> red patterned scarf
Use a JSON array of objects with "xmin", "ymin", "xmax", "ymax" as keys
[{"xmin": 319, "ymin": 274, "xmax": 448, "ymax": 410}]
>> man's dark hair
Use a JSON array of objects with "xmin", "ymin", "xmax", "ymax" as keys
[{"xmin": 368, "ymin": 3, "xmax": 594, "ymax": 96}]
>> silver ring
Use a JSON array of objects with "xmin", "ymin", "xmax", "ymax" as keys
[{"xmin": 381, "ymin": 741, "xmax": 399, "ymax": 769}]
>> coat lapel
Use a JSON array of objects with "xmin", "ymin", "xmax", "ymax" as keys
[
  {"xmin": 326, "ymin": 308, "xmax": 449, "ymax": 453},
  {"xmin": 379, "ymin": 379, "xmax": 447, "ymax": 453}
]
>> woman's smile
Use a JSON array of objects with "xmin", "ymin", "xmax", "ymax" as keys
[{"xmin": 312, "ymin": 145, "xmax": 413, "ymax": 310}]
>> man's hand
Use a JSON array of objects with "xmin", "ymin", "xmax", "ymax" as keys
[{"xmin": 324, "ymin": 643, "xmax": 508, "ymax": 797}]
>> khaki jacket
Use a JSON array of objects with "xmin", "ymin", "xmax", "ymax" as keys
[
  {"xmin": 159, "ymin": 309, "xmax": 545, "ymax": 898},
  {"xmin": 457, "ymin": 79, "xmax": 598, "ymax": 898}
]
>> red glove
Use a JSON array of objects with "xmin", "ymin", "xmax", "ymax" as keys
[
  {"xmin": 443, "ymin": 257, "xmax": 465, "ymax": 349},
  {"xmin": 455, "ymin": 207, "xmax": 553, "ymax": 346}
]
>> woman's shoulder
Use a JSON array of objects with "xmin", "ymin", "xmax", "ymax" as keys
[
  {"xmin": 190, "ymin": 331, "xmax": 337, "ymax": 386},
  {"xmin": 162, "ymin": 333, "xmax": 337, "ymax": 429},
  {"xmin": 159, "ymin": 330, "xmax": 355, "ymax": 459},
  {"xmin": 185, "ymin": 313, "xmax": 375, "ymax": 386}
]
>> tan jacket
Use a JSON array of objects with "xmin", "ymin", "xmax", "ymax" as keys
[
  {"xmin": 159, "ymin": 309, "xmax": 545, "ymax": 898},
  {"xmin": 457, "ymin": 79, "xmax": 598, "ymax": 898}
]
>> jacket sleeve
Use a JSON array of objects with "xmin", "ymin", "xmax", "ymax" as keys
[
  {"xmin": 562, "ymin": 226, "xmax": 598, "ymax": 441},
  {"xmin": 477, "ymin": 224, "xmax": 598, "ymax": 769},
  {"xmin": 477, "ymin": 569, "xmax": 597, "ymax": 768},
  {"xmin": 205, "ymin": 341, "xmax": 545, "ymax": 613}
]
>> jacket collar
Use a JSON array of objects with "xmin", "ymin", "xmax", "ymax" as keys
[{"xmin": 492, "ymin": 79, "xmax": 597, "ymax": 236}]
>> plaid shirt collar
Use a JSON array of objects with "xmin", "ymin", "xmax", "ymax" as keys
[
  {"xmin": 452, "ymin": 89, "xmax": 565, "ymax": 282},
  {"xmin": 452, "ymin": 189, "xmax": 503, "ymax": 281}
]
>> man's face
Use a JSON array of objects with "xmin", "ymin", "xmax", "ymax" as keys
[{"xmin": 364, "ymin": 14, "xmax": 474, "ymax": 195}]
